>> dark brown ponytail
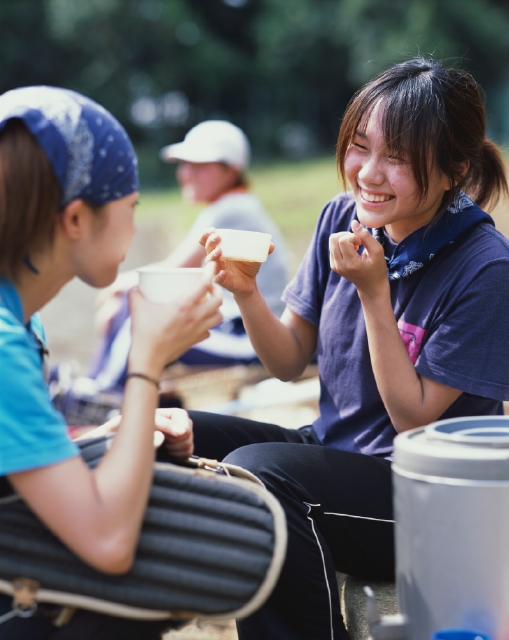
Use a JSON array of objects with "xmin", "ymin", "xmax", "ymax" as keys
[{"xmin": 462, "ymin": 138, "xmax": 508, "ymax": 211}]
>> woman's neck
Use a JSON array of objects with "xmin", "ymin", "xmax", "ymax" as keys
[{"xmin": 14, "ymin": 252, "xmax": 73, "ymax": 324}]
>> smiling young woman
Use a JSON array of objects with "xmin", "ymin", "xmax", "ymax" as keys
[
  {"xmin": 189, "ymin": 57, "xmax": 509, "ymax": 640},
  {"xmin": 342, "ymin": 103, "xmax": 452, "ymax": 242}
]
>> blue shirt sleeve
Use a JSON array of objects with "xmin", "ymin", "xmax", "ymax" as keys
[{"xmin": 0, "ymin": 314, "xmax": 79, "ymax": 476}]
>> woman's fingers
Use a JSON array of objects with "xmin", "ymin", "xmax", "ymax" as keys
[
  {"xmin": 155, "ymin": 409, "xmax": 194, "ymax": 459},
  {"xmin": 350, "ymin": 219, "xmax": 381, "ymax": 254},
  {"xmin": 329, "ymin": 231, "xmax": 360, "ymax": 270},
  {"xmin": 199, "ymin": 227, "xmax": 218, "ymax": 250},
  {"xmin": 328, "ymin": 221, "xmax": 389, "ymax": 296},
  {"xmin": 203, "ymin": 259, "xmax": 218, "ymax": 282},
  {"xmin": 155, "ymin": 408, "xmax": 191, "ymax": 436},
  {"xmin": 181, "ymin": 268, "xmax": 221, "ymax": 311}
]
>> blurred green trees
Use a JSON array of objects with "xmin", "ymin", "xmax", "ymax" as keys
[{"xmin": 1, "ymin": 0, "xmax": 508, "ymax": 185}]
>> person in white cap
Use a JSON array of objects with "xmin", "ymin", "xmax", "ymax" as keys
[{"xmin": 88, "ymin": 121, "xmax": 288, "ymax": 393}]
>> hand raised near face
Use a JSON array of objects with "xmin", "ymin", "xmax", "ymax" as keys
[{"xmin": 329, "ymin": 220, "xmax": 388, "ymax": 298}]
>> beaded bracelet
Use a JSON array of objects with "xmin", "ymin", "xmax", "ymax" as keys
[{"xmin": 125, "ymin": 372, "xmax": 160, "ymax": 391}]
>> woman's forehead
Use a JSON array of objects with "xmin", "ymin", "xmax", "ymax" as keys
[
  {"xmin": 360, "ymin": 94, "xmax": 390, "ymax": 123},
  {"xmin": 356, "ymin": 101, "xmax": 387, "ymax": 138},
  {"xmin": 357, "ymin": 98, "xmax": 414, "ymax": 153}
]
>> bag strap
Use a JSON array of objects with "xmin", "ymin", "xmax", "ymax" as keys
[{"xmin": 184, "ymin": 455, "xmax": 265, "ymax": 487}]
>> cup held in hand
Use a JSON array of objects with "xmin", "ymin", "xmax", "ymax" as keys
[
  {"xmin": 215, "ymin": 229, "xmax": 272, "ymax": 263},
  {"xmin": 137, "ymin": 267, "xmax": 206, "ymax": 304}
]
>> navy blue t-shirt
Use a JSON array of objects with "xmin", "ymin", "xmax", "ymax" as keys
[{"xmin": 283, "ymin": 193, "xmax": 509, "ymax": 457}]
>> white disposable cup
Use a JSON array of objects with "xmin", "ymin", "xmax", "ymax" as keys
[
  {"xmin": 137, "ymin": 267, "xmax": 206, "ymax": 304},
  {"xmin": 216, "ymin": 229, "xmax": 272, "ymax": 263}
]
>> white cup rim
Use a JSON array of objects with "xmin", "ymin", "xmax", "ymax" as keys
[
  {"xmin": 136, "ymin": 267, "xmax": 206, "ymax": 274},
  {"xmin": 216, "ymin": 228, "xmax": 271, "ymax": 239}
]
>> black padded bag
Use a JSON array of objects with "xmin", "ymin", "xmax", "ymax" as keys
[{"xmin": 0, "ymin": 436, "xmax": 287, "ymax": 620}]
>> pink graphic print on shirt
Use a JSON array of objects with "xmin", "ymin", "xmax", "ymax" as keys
[{"xmin": 397, "ymin": 320, "xmax": 427, "ymax": 364}]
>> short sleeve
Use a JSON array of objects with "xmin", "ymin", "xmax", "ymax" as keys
[
  {"xmin": 416, "ymin": 261, "xmax": 509, "ymax": 400},
  {"xmin": 0, "ymin": 320, "xmax": 79, "ymax": 475}
]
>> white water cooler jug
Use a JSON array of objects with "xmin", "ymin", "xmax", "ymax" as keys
[{"xmin": 392, "ymin": 416, "xmax": 509, "ymax": 640}]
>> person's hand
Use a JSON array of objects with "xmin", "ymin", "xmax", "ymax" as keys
[
  {"xmin": 199, "ymin": 227, "xmax": 275, "ymax": 300},
  {"xmin": 75, "ymin": 410, "xmax": 193, "ymax": 460},
  {"xmin": 154, "ymin": 408, "xmax": 194, "ymax": 460},
  {"xmin": 329, "ymin": 220, "xmax": 388, "ymax": 299},
  {"xmin": 128, "ymin": 262, "xmax": 223, "ymax": 377}
]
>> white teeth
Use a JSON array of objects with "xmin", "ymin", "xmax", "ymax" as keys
[{"xmin": 361, "ymin": 190, "xmax": 392, "ymax": 203}]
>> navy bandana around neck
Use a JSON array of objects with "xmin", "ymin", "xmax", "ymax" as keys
[{"xmin": 371, "ymin": 192, "xmax": 494, "ymax": 280}]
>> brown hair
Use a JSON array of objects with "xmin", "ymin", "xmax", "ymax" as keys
[
  {"xmin": 219, "ymin": 163, "xmax": 249, "ymax": 189},
  {"xmin": 0, "ymin": 119, "xmax": 61, "ymax": 279},
  {"xmin": 336, "ymin": 57, "xmax": 508, "ymax": 213}
]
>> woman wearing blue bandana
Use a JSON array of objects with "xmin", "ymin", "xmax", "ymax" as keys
[
  {"xmin": 191, "ymin": 58, "xmax": 509, "ymax": 639},
  {"xmin": 0, "ymin": 86, "xmax": 222, "ymax": 639}
]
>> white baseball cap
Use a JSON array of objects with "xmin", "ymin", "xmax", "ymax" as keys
[{"xmin": 159, "ymin": 120, "xmax": 250, "ymax": 170}]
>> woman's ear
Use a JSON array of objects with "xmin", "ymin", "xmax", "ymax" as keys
[
  {"xmin": 58, "ymin": 199, "xmax": 91, "ymax": 240},
  {"xmin": 225, "ymin": 165, "xmax": 241, "ymax": 188},
  {"xmin": 452, "ymin": 161, "xmax": 470, "ymax": 188}
]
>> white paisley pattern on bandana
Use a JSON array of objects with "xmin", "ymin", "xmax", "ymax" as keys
[
  {"xmin": 447, "ymin": 192, "xmax": 475, "ymax": 214},
  {"xmin": 63, "ymin": 117, "xmax": 94, "ymax": 204},
  {"xmin": 0, "ymin": 85, "xmax": 139, "ymax": 207},
  {"xmin": 401, "ymin": 261, "xmax": 424, "ymax": 277}
]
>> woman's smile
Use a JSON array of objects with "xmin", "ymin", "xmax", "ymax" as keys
[{"xmin": 359, "ymin": 188, "xmax": 394, "ymax": 204}]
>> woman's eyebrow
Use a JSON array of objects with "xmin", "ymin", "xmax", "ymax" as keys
[{"xmin": 354, "ymin": 130, "xmax": 368, "ymax": 139}]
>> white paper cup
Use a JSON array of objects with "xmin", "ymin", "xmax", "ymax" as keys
[
  {"xmin": 216, "ymin": 229, "xmax": 272, "ymax": 263},
  {"xmin": 137, "ymin": 267, "xmax": 206, "ymax": 304}
]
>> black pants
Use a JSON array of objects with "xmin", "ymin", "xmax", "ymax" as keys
[{"xmin": 190, "ymin": 411, "xmax": 395, "ymax": 640}]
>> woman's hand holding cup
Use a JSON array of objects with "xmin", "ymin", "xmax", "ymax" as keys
[
  {"xmin": 200, "ymin": 227, "xmax": 275, "ymax": 300},
  {"xmin": 128, "ymin": 262, "xmax": 223, "ymax": 378}
]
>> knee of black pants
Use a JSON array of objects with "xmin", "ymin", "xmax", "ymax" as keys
[
  {"xmin": 224, "ymin": 443, "xmax": 282, "ymax": 485},
  {"xmin": 223, "ymin": 442, "xmax": 312, "ymax": 505}
]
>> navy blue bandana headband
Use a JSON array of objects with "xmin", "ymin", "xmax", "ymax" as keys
[
  {"xmin": 371, "ymin": 192, "xmax": 493, "ymax": 280},
  {"xmin": 0, "ymin": 86, "xmax": 139, "ymax": 207}
]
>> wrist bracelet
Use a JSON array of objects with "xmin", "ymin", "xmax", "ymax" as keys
[{"xmin": 125, "ymin": 372, "xmax": 160, "ymax": 391}]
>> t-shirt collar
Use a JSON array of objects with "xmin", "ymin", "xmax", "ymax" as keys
[
  {"xmin": 370, "ymin": 192, "xmax": 494, "ymax": 280},
  {"xmin": 0, "ymin": 276, "xmax": 24, "ymax": 324},
  {"xmin": 210, "ymin": 186, "xmax": 248, "ymax": 204}
]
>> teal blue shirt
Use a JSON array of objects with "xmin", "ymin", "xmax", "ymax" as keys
[{"xmin": 0, "ymin": 277, "xmax": 78, "ymax": 475}]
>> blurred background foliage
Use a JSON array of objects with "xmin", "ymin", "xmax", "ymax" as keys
[{"xmin": 1, "ymin": 0, "xmax": 509, "ymax": 189}]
